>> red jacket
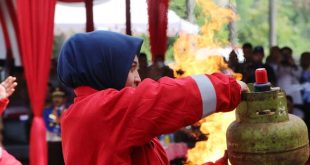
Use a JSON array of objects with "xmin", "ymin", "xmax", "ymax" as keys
[
  {"xmin": 0, "ymin": 99, "xmax": 22, "ymax": 165},
  {"xmin": 61, "ymin": 73, "xmax": 241, "ymax": 165}
]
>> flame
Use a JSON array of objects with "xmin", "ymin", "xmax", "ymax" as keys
[
  {"xmin": 171, "ymin": 0, "xmax": 241, "ymax": 164},
  {"xmin": 197, "ymin": 0, "xmax": 236, "ymax": 48},
  {"xmin": 187, "ymin": 111, "xmax": 235, "ymax": 164},
  {"xmin": 171, "ymin": 0, "xmax": 241, "ymax": 79}
]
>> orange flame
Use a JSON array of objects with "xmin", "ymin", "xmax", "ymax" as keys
[
  {"xmin": 187, "ymin": 111, "xmax": 235, "ymax": 164},
  {"xmin": 197, "ymin": 0, "xmax": 236, "ymax": 48},
  {"xmin": 171, "ymin": 0, "xmax": 240, "ymax": 164}
]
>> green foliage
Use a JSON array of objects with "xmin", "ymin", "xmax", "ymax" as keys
[
  {"xmin": 169, "ymin": 0, "xmax": 187, "ymax": 19},
  {"xmin": 135, "ymin": 0, "xmax": 310, "ymax": 63},
  {"xmin": 276, "ymin": 0, "xmax": 310, "ymax": 56},
  {"xmin": 135, "ymin": 0, "xmax": 207, "ymax": 64},
  {"xmin": 236, "ymin": 0, "xmax": 310, "ymax": 56},
  {"xmin": 139, "ymin": 34, "xmax": 152, "ymax": 61},
  {"xmin": 168, "ymin": 0, "xmax": 310, "ymax": 57},
  {"xmin": 52, "ymin": 34, "xmax": 65, "ymax": 59},
  {"xmin": 235, "ymin": 0, "xmax": 269, "ymax": 48},
  {"xmin": 194, "ymin": 4, "xmax": 205, "ymax": 26},
  {"xmin": 166, "ymin": 37, "xmax": 178, "ymax": 62},
  {"xmin": 138, "ymin": 35, "xmax": 176, "ymax": 63}
]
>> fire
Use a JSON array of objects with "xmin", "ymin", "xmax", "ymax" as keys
[
  {"xmin": 197, "ymin": 0, "xmax": 236, "ymax": 48},
  {"xmin": 171, "ymin": 0, "xmax": 241, "ymax": 164},
  {"xmin": 187, "ymin": 111, "xmax": 236, "ymax": 164}
]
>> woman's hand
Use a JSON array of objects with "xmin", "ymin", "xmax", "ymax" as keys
[
  {"xmin": 237, "ymin": 80, "xmax": 249, "ymax": 92},
  {"xmin": 0, "ymin": 76, "xmax": 17, "ymax": 99}
]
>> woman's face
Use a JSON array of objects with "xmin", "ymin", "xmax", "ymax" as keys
[{"xmin": 125, "ymin": 56, "xmax": 141, "ymax": 87}]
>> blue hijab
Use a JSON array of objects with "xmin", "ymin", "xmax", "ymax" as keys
[{"xmin": 57, "ymin": 31, "xmax": 143, "ymax": 90}]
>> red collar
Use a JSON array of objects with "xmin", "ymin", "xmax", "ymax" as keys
[{"xmin": 74, "ymin": 86, "xmax": 98, "ymax": 97}]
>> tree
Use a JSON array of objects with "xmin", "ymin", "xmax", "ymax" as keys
[
  {"xmin": 169, "ymin": 0, "xmax": 187, "ymax": 19},
  {"xmin": 236, "ymin": 0, "xmax": 310, "ymax": 56}
]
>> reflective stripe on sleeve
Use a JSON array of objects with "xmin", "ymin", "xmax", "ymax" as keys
[{"xmin": 191, "ymin": 75, "xmax": 217, "ymax": 116}]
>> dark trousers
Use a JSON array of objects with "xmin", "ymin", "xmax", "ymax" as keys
[{"xmin": 48, "ymin": 141, "xmax": 65, "ymax": 165}]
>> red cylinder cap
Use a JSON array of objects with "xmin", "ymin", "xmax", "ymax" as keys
[{"xmin": 255, "ymin": 68, "xmax": 268, "ymax": 84}]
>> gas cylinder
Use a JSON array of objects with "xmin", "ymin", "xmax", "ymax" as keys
[{"xmin": 226, "ymin": 68, "xmax": 309, "ymax": 165}]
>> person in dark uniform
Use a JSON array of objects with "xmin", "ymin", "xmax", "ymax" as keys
[
  {"xmin": 43, "ymin": 87, "xmax": 67, "ymax": 165},
  {"xmin": 243, "ymin": 46, "xmax": 277, "ymax": 85}
]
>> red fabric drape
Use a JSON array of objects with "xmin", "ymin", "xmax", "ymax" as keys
[
  {"xmin": 147, "ymin": 0, "xmax": 168, "ymax": 62},
  {"xmin": 85, "ymin": 0, "xmax": 94, "ymax": 32},
  {"xmin": 0, "ymin": 1, "xmax": 14, "ymax": 69},
  {"xmin": 5, "ymin": 0, "xmax": 21, "ymax": 70},
  {"xmin": 6, "ymin": 0, "xmax": 20, "ymax": 51},
  {"xmin": 58, "ymin": 0, "xmax": 83, "ymax": 2},
  {"xmin": 0, "ymin": 4, "xmax": 12, "ymax": 51},
  {"xmin": 58, "ymin": 0, "xmax": 94, "ymax": 32},
  {"xmin": 16, "ymin": 0, "xmax": 56, "ymax": 164},
  {"xmin": 125, "ymin": 0, "xmax": 132, "ymax": 35}
]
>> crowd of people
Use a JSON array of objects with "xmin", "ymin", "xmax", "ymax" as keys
[{"xmin": 228, "ymin": 43, "xmax": 310, "ymax": 124}]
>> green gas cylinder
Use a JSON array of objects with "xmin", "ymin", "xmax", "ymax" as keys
[{"xmin": 226, "ymin": 69, "xmax": 309, "ymax": 165}]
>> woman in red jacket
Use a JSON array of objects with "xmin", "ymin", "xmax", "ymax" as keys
[
  {"xmin": 0, "ymin": 76, "xmax": 20, "ymax": 165},
  {"xmin": 57, "ymin": 31, "xmax": 248, "ymax": 165}
]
